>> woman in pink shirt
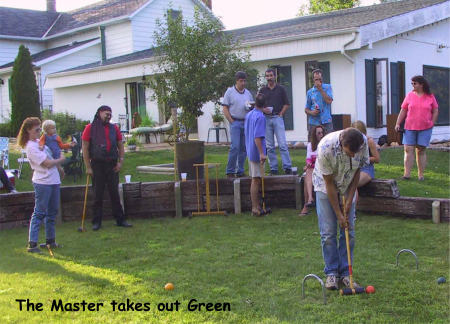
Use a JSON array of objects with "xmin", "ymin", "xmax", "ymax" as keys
[
  {"xmin": 395, "ymin": 75, "xmax": 439, "ymax": 181},
  {"xmin": 17, "ymin": 117, "xmax": 66, "ymax": 253}
]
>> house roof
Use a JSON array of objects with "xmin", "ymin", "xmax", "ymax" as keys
[
  {"xmin": 0, "ymin": 7, "xmax": 60, "ymax": 38},
  {"xmin": 227, "ymin": 0, "xmax": 448, "ymax": 43},
  {"xmin": 0, "ymin": 0, "xmax": 217, "ymax": 39},
  {"xmin": 0, "ymin": 38, "xmax": 100, "ymax": 69}
]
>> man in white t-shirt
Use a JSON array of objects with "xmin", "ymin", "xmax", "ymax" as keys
[{"xmin": 222, "ymin": 71, "xmax": 253, "ymax": 178}]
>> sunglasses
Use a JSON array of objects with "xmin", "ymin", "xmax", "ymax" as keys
[
  {"xmin": 411, "ymin": 82, "xmax": 419, "ymax": 85},
  {"xmin": 33, "ymin": 127, "xmax": 42, "ymax": 133}
]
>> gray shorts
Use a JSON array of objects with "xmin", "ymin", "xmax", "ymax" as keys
[{"xmin": 248, "ymin": 160, "xmax": 264, "ymax": 178}]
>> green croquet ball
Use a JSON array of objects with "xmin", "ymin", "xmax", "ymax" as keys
[{"xmin": 437, "ymin": 277, "xmax": 446, "ymax": 284}]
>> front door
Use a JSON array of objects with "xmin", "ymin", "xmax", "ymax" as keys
[{"xmin": 125, "ymin": 82, "xmax": 147, "ymax": 127}]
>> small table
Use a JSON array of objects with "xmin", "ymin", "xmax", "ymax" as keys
[{"xmin": 207, "ymin": 127, "xmax": 229, "ymax": 143}]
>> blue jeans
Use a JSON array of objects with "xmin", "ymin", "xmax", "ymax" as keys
[
  {"xmin": 316, "ymin": 191, "xmax": 356, "ymax": 277},
  {"xmin": 29, "ymin": 183, "xmax": 60, "ymax": 243},
  {"xmin": 226, "ymin": 120, "xmax": 246, "ymax": 175},
  {"xmin": 265, "ymin": 116, "xmax": 292, "ymax": 172}
]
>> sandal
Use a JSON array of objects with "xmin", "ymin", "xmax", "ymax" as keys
[
  {"xmin": 305, "ymin": 201, "xmax": 315, "ymax": 208},
  {"xmin": 252, "ymin": 209, "xmax": 263, "ymax": 217},
  {"xmin": 401, "ymin": 176, "xmax": 410, "ymax": 180},
  {"xmin": 299, "ymin": 207, "xmax": 309, "ymax": 216},
  {"xmin": 418, "ymin": 176, "xmax": 424, "ymax": 181}
]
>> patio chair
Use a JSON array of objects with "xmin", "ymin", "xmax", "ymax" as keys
[
  {"xmin": 63, "ymin": 132, "xmax": 84, "ymax": 181},
  {"xmin": 0, "ymin": 137, "xmax": 9, "ymax": 169}
]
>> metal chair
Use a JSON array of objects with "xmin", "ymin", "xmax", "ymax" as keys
[
  {"xmin": 17, "ymin": 149, "xmax": 29, "ymax": 178},
  {"xmin": 63, "ymin": 132, "xmax": 84, "ymax": 182}
]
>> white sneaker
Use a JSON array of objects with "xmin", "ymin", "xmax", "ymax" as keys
[
  {"xmin": 325, "ymin": 275, "xmax": 338, "ymax": 290},
  {"xmin": 341, "ymin": 276, "xmax": 361, "ymax": 289}
]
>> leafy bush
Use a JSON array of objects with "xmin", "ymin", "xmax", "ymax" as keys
[
  {"xmin": 0, "ymin": 121, "xmax": 12, "ymax": 137},
  {"xmin": 42, "ymin": 110, "xmax": 89, "ymax": 139},
  {"xmin": 140, "ymin": 115, "xmax": 156, "ymax": 127},
  {"xmin": 212, "ymin": 104, "xmax": 224, "ymax": 123},
  {"xmin": 126, "ymin": 136, "xmax": 137, "ymax": 146}
]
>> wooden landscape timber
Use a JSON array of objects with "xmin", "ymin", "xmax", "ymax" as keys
[{"xmin": 0, "ymin": 176, "xmax": 448, "ymax": 230}]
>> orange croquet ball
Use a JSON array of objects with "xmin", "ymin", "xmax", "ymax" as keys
[
  {"xmin": 366, "ymin": 285, "xmax": 375, "ymax": 294},
  {"xmin": 164, "ymin": 283, "xmax": 174, "ymax": 290}
]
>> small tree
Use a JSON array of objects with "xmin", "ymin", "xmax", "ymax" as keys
[
  {"xmin": 10, "ymin": 45, "xmax": 40, "ymax": 135},
  {"xmin": 298, "ymin": 0, "xmax": 359, "ymax": 15},
  {"xmin": 150, "ymin": 9, "xmax": 257, "ymax": 140}
]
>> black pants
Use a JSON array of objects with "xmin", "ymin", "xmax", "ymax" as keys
[
  {"xmin": 91, "ymin": 160, "xmax": 125, "ymax": 225},
  {"xmin": 0, "ymin": 167, "xmax": 14, "ymax": 191}
]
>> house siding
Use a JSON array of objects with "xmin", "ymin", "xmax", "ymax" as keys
[
  {"xmin": 47, "ymin": 29, "xmax": 100, "ymax": 49},
  {"xmin": 105, "ymin": 21, "xmax": 133, "ymax": 59},
  {"xmin": 131, "ymin": 0, "xmax": 198, "ymax": 51},
  {"xmin": 0, "ymin": 73, "xmax": 12, "ymax": 122},
  {"xmin": 0, "ymin": 40, "xmax": 45, "ymax": 66},
  {"xmin": 354, "ymin": 19, "xmax": 450, "ymax": 140}
]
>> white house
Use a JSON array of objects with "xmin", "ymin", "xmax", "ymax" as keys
[
  {"xmin": 0, "ymin": 0, "xmax": 214, "ymax": 125},
  {"xmin": 1, "ymin": 0, "xmax": 449, "ymax": 142}
]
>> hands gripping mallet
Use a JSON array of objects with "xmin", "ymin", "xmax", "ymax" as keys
[
  {"xmin": 77, "ymin": 175, "xmax": 90, "ymax": 232},
  {"xmin": 339, "ymin": 195, "xmax": 366, "ymax": 296}
]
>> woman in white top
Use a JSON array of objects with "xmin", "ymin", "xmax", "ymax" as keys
[
  {"xmin": 17, "ymin": 117, "xmax": 66, "ymax": 253},
  {"xmin": 300, "ymin": 125, "xmax": 324, "ymax": 216}
]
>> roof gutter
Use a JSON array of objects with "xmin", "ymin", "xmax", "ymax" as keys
[
  {"xmin": 238, "ymin": 27, "xmax": 359, "ymax": 48},
  {"xmin": 340, "ymin": 31, "xmax": 357, "ymax": 63},
  {"xmin": 0, "ymin": 35, "xmax": 43, "ymax": 41}
]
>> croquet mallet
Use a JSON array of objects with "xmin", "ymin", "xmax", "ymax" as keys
[
  {"xmin": 77, "ymin": 174, "xmax": 90, "ymax": 232},
  {"xmin": 340, "ymin": 195, "xmax": 365, "ymax": 295},
  {"xmin": 259, "ymin": 163, "xmax": 271, "ymax": 214}
]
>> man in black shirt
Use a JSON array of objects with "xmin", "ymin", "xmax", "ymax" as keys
[{"xmin": 259, "ymin": 68, "xmax": 292, "ymax": 175}]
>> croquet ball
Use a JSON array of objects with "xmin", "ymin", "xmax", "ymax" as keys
[
  {"xmin": 365, "ymin": 285, "xmax": 375, "ymax": 294},
  {"xmin": 437, "ymin": 277, "xmax": 446, "ymax": 284},
  {"xmin": 164, "ymin": 283, "xmax": 174, "ymax": 290}
]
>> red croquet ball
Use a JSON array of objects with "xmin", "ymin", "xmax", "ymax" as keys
[{"xmin": 366, "ymin": 285, "xmax": 375, "ymax": 294}]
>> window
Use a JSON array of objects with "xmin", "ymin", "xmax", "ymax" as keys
[
  {"xmin": 423, "ymin": 65, "xmax": 449, "ymax": 126},
  {"xmin": 390, "ymin": 61, "xmax": 405, "ymax": 114},
  {"xmin": 365, "ymin": 58, "xmax": 389, "ymax": 127}
]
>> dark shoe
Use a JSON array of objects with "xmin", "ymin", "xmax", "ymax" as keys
[
  {"xmin": 27, "ymin": 242, "xmax": 42, "ymax": 254},
  {"xmin": 284, "ymin": 168, "xmax": 292, "ymax": 175},
  {"xmin": 341, "ymin": 276, "xmax": 362, "ymax": 289},
  {"xmin": 92, "ymin": 223, "xmax": 101, "ymax": 231},
  {"xmin": 226, "ymin": 173, "xmax": 235, "ymax": 178},
  {"xmin": 39, "ymin": 242, "xmax": 62, "ymax": 249},
  {"xmin": 270, "ymin": 170, "xmax": 278, "ymax": 176},
  {"xmin": 236, "ymin": 173, "xmax": 246, "ymax": 178},
  {"xmin": 116, "ymin": 221, "xmax": 132, "ymax": 228}
]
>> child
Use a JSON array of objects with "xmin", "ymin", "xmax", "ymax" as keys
[
  {"xmin": 39, "ymin": 120, "xmax": 75, "ymax": 179},
  {"xmin": 244, "ymin": 93, "xmax": 267, "ymax": 216}
]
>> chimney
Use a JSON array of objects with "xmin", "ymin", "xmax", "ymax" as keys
[
  {"xmin": 47, "ymin": 0, "xmax": 56, "ymax": 13},
  {"xmin": 202, "ymin": 0, "xmax": 212, "ymax": 10}
]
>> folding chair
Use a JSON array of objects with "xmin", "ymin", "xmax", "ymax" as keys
[
  {"xmin": 63, "ymin": 132, "xmax": 84, "ymax": 182},
  {"xmin": 17, "ymin": 149, "xmax": 29, "ymax": 178}
]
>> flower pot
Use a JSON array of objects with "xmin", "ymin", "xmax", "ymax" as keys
[
  {"xmin": 127, "ymin": 145, "xmax": 137, "ymax": 151},
  {"xmin": 175, "ymin": 140, "xmax": 204, "ymax": 180}
]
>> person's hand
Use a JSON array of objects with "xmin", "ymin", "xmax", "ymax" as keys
[
  {"xmin": 39, "ymin": 145, "xmax": 44, "ymax": 151},
  {"xmin": 278, "ymin": 112, "xmax": 283, "ymax": 117},
  {"xmin": 394, "ymin": 124, "xmax": 400, "ymax": 132},
  {"xmin": 113, "ymin": 161, "xmax": 122, "ymax": 173},
  {"xmin": 314, "ymin": 80, "xmax": 323, "ymax": 90},
  {"xmin": 70, "ymin": 142, "xmax": 76, "ymax": 147},
  {"xmin": 310, "ymin": 108, "xmax": 320, "ymax": 116},
  {"xmin": 260, "ymin": 154, "xmax": 267, "ymax": 163},
  {"xmin": 86, "ymin": 167, "xmax": 93, "ymax": 177},
  {"xmin": 337, "ymin": 211, "xmax": 347, "ymax": 229},
  {"xmin": 303, "ymin": 165, "xmax": 308, "ymax": 172}
]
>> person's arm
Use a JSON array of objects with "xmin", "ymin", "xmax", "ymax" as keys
[
  {"xmin": 279, "ymin": 87, "xmax": 290, "ymax": 117},
  {"xmin": 395, "ymin": 109, "xmax": 407, "ymax": 132},
  {"xmin": 223, "ymin": 105, "xmax": 234, "ymax": 124},
  {"xmin": 113, "ymin": 141, "xmax": 125, "ymax": 173},
  {"xmin": 56, "ymin": 136, "xmax": 72, "ymax": 150},
  {"xmin": 39, "ymin": 135, "xmax": 45, "ymax": 148},
  {"xmin": 323, "ymin": 174, "xmax": 346, "ymax": 228},
  {"xmin": 254, "ymin": 137, "xmax": 267, "ymax": 164},
  {"xmin": 368, "ymin": 138, "xmax": 380, "ymax": 164},
  {"xmin": 279, "ymin": 104, "xmax": 289, "ymax": 117},
  {"xmin": 41, "ymin": 152, "xmax": 66, "ymax": 168},
  {"xmin": 82, "ymin": 140, "xmax": 93, "ymax": 176},
  {"xmin": 316, "ymin": 82, "xmax": 333, "ymax": 105},
  {"xmin": 432, "ymin": 108, "xmax": 439, "ymax": 125}
]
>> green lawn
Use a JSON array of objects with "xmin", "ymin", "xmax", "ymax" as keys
[
  {"xmin": 0, "ymin": 211, "xmax": 448, "ymax": 323},
  {"xmin": 8, "ymin": 145, "xmax": 450, "ymax": 199}
]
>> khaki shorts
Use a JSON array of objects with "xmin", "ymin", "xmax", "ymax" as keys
[{"xmin": 248, "ymin": 160, "xmax": 264, "ymax": 178}]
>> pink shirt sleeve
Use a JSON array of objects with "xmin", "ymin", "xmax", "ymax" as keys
[
  {"xmin": 431, "ymin": 94, "xmax": 439, "ymax": 109},
  {"xmin": 401, "ymin": 92, "xmax": 410, "ymax": 110}
]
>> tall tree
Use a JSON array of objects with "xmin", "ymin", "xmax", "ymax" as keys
[
  {"xmin": 10, "ymin": 45, "xmax": 40, "ymax": 135},
  {"xmin": 298, "ymin": 0, "xmax": 360, "ymax": 15},
  {"xmin": 150, "ymin": 9, "xmax": 257, "ymax": 140}
]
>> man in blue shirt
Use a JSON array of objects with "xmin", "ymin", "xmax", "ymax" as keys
[
  {"xmin": 244, "ymin": 93, "xmax": 267, "ymax": 217},
  {"xmin": 305, "ymin": 69, "xmax": 334, "ymax": 137}
]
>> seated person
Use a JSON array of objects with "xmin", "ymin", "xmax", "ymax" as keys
[
  {"xmin": 0, "ymin": 166, "xmax": 17, "ymax": 193},
  {"xmin": 300, "ymin": 125, "xmax": 324, "ymax": 216},
  {"xmin": 351, "ymin": 121, "xmax": 380, "ymax": 187}
]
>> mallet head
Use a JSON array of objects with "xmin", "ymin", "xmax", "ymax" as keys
[{"xmin": 340, "ymin": 287, "xmax": 366, "ymax": 295}]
